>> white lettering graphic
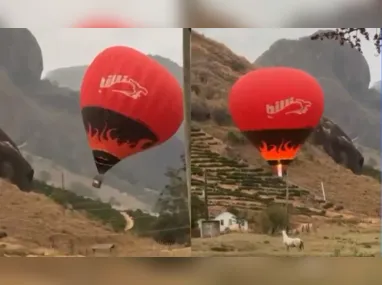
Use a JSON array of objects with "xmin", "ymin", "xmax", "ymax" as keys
[
  {"xmin": 266, "ymin": 97, "xmax": 312, "ymax": 119},
  {"xmin": 99, "ymin": 74, "xmax": 148, "ymax": 99}
]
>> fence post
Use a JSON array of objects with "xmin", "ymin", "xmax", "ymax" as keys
[{"xmin": 203, "ymin": 169, "xmax": 209, "ymax": 220}]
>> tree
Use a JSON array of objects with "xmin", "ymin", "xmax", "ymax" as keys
[
  {"xmin": 69, "ymin": 181, "xmax": 96, "ymax": 199},
  {"xmin": 39, "ymin": 170, "xmax": 51, "ymax": 182},
  {"xmin": 226, "ymin": 205, "xmax": 239, "ymax": 216},
  {"xmin": 190, "ymin": 194, "xmax": 206, "ymax": 228},
  {"xmin": 367, "ymin": 157, "xmax": 378, "ymax": 168},
  {"xmin": 126, "ymin": 209, "xmax": 158, "ymax": 237},
  {"xmin": 108, "ymin": 196, "xmax": 121, "ymax": 206},
  {"xmin": 259, "ymin": 204, "xmax": 289, "ymax": 235},
  {"xmin": 227, "ymin": 206, "xmax": 248, "ymax": 226},
  {"xmin": 311, "ymin": 28, "xmax": 381, "ymax": 54},
  {"xmin": 152, "ymin": 155, "xmax": 190, "ymax": 245},
  {"xmin": 226, "ymin": 130, "xmax": 246, "ymax": 145},
  {"xmin": 32, "ymin": 179, "xmax": 126, "ymax": 232}
]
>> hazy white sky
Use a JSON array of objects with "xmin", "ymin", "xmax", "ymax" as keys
[
  {"xmin": 1, "ymin": 0, "xmax": 178, "ymax": 27},
  {"xmin": 28, "ymin": 28, "xmax": 183, "ymax": 76},
  {"xmin": 201, "ymin": 0, "xmax": 366, "ymax": 26},
  {"xmin": 195, "ymin": 28, "xmax": 381, "ymax": 85},
  {"xmin": 27, "ymin": 28, "xmax": 185, "ymax": 141},
  {"xmin": 1, "ymin": 0, "xmax": 367, "ymax": 27}
]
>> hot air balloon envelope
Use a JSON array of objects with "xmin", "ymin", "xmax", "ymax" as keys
[
  {"xmin": 228, "ymin": 67, "xmax": 324, "ymax": 175},
  {"xmin": 80, "ymin": 46, "xmax": 183, "ymax": 185}
]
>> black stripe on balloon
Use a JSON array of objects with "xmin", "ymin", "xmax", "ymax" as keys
[
  {"xmin": 92, "ymin": 150, "xmax": 120, "ymax": 174},
  {"xmin": 81, "ymin": 106, "xmax": 159, "ymax": 175}
]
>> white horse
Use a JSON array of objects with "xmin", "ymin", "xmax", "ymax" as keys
[{"xmin": 281, "ymin": 230, "xmax": 304, "ymax": 251}]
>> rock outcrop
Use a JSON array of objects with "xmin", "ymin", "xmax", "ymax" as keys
[
  {"xmin": 0, "ymin": 127, "xmax": 34, "ymax": 190},
  {"xmin": 0, "ymin": 28, "xmax": 43, "ymax": 85},
  {"xmin": 312, "ymin": 118, "xmax": 363, "ymax": 174},
  {"xmin": 285, "ymin": 1, "xmax": 382, "ymax": 27}
]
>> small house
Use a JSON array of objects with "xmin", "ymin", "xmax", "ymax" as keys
[{"xmin": 213, "ymin": 211, "xmax": 249, "ymax": 233}]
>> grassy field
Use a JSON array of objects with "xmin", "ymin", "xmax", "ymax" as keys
[
  {"xmin": 192, "ymin": 224, "xmax": 379, "ymax": 257},
  {"xmin": 0, "ymin": 179, "xmax": 190, "ymax": 257}
]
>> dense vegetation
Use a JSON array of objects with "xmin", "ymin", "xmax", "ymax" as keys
[
  {"xmin": 190, "ymin": 126, "xmax": 382, "ymax": 231},
  {"xmin": 31, "ymin": 179, "xmax": 126, "ymax": 231},
  {"xmin": 311, "ymin": 28, "xmax": 381, "ymax": 54},
  {"xmin": 27, "ymin": 154, "xmax": 191, "ymax": 246},
  {"xmin": 362, "ymin": 165, "xmax": 381, "ymax": 182},
  {"xmin": 125, "ymin": 155, "xmax": 191, "ymax": 245}
]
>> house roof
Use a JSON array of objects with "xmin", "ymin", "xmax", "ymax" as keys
[
  {"xmin": 213, "ymin": 211, "xmax": 248, "ymax": 222},
  {"xmin": 214, "ymin": 211, "xmax": 237, "ymax": 219}
]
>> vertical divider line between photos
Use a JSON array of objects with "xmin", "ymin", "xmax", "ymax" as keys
[
  {"xmin": 183, "ymin": 28, "xmax": 192, "ymax": 232},
  {"xmin": 380, "ymin": 27, "xmax": 382, "ymax": 257}
]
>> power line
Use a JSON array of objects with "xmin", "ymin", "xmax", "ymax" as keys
[
  {"xmin": 0, "ymin": 216, "xmax": 191, "ymax": 235},
  {"xmin": 4, "ymin": 196, "xmax": 191, "ymax": 214},
  {"xmin": 0, "ymin": 207, "xmax": 191, "ymax": 230},
  {"xmin": 0, "ymin": 208, "xmax": 190, "ymax": 222}
]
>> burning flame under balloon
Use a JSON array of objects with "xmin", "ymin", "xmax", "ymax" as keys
[
  {"xmin": 258, "ymin": 140, "xmax": 301, "ymax": 177},
  {"xmin": 86, "ymin": 124, "xmax": 153, "ymax": 159}
]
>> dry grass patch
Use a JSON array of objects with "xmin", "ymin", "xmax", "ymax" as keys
[{"xmin": 191, "ymin": 224, "xmax": 379, "ymax": 257}]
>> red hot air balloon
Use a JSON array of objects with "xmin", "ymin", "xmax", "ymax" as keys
[
  {"xmin": 80, "ymin": 46, "xmax": 183, "ymax": 188},
  {"xmin": 228, "ymin": 67, "xmax": 324, "ymax": 177}
]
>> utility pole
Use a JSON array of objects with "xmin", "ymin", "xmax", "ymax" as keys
[
  {"xmin": 61, "ymin": 171, "xmax": 65, "ymax": 189},
  {"xmin": 203, "ymin": 169, "xmax": 209, "ymax": 220},
  {"xmin": 284, "ymin": 170, "xmax": 289, "ymax": 214}
]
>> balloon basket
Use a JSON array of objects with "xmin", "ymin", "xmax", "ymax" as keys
[{"xmin": 92, "ymin": 174, "xmax": 104, "ymax": 188}]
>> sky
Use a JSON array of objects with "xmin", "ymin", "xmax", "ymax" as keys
[
  {"xmin": 195, "ymin": 28, "xmax": 381, "ymax": 85},
  {"xmin": 0, "ymin": 0, "xmax": 178, "ymax": 27},
  {"xmin": 0, "ymin": 0, "xmax": 369, "ymax": 27},
  {"xmin": 28, "ymin": 28, "xmax": 183, "ymax": 76},
  {"xmin": 200, "ymin": 0, "xmax": 368, "ymax": 26},
  {"xmin": 28, "ymin": 28, "xmax": 185, "ymax": 141}
]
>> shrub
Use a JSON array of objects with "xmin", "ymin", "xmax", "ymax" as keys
[
  {"xmin": 191, "ymin": 84, "xmax": 201, "ymax": 95},
  {"xmin": 39, "ymin": 170, "xmax": 51, "ymax": 182},
  {"xmin": 226, "ymin": 131, "xmax": 246, "ymax": 145},
  {"xmin": 226, "ymin": 206, "xmax": 240, "ymax": 216},
  {"xmin": 191, "ymin": 100, "xmax": 210, "ymax": 121},
  {"xmin": 32, "ymin": 179, "xmax": 126, "ymax": 232},
  {"xmin": 125, "ymin": 209, "xmax": 157, "ymax": 237},
  {"xmin": 362, "ymin": 165, "xmax": 381, "ymax": 182},
  {"xmin": 152, "ymin": 214, "xmax": 190, "ymax": 245},
  {"xmin": 322, "ymin": 202, "xmax": 334, "ymax": 209},
  {"xmin": 259, "ymin": 204, "xmax": 289, "ymax": 235},
  {"xmin": 69, "ymin": 181, "xmax": 97, "ymax": 198},
  {"xmin": 366, "ymin": 157, "xmax": 378, "ymax": 168},
  {"xmin": 334, "ymin": 205, "xmax": 344, "ymax": 211},
  {"xmin": 211, "ymin": 106, "xmax": 232, "ymax": 125}
]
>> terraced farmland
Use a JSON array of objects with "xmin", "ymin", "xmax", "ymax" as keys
[{"xmin": 190, "ymin": 126, "xmax": 333, "ymax": 217}]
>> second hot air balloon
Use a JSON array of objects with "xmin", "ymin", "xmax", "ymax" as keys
[
  {"xmin": 228, "ymin": 67, "xmax": 324, "ymax": 177},
  {"xmin": 80, "ymin": 46, "xmax": 183, "ymax": 188}
]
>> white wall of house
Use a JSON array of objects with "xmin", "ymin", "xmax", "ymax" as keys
[{"xmin": 213, "ymin": 212, "xmax": 248, "ymax": 233}]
